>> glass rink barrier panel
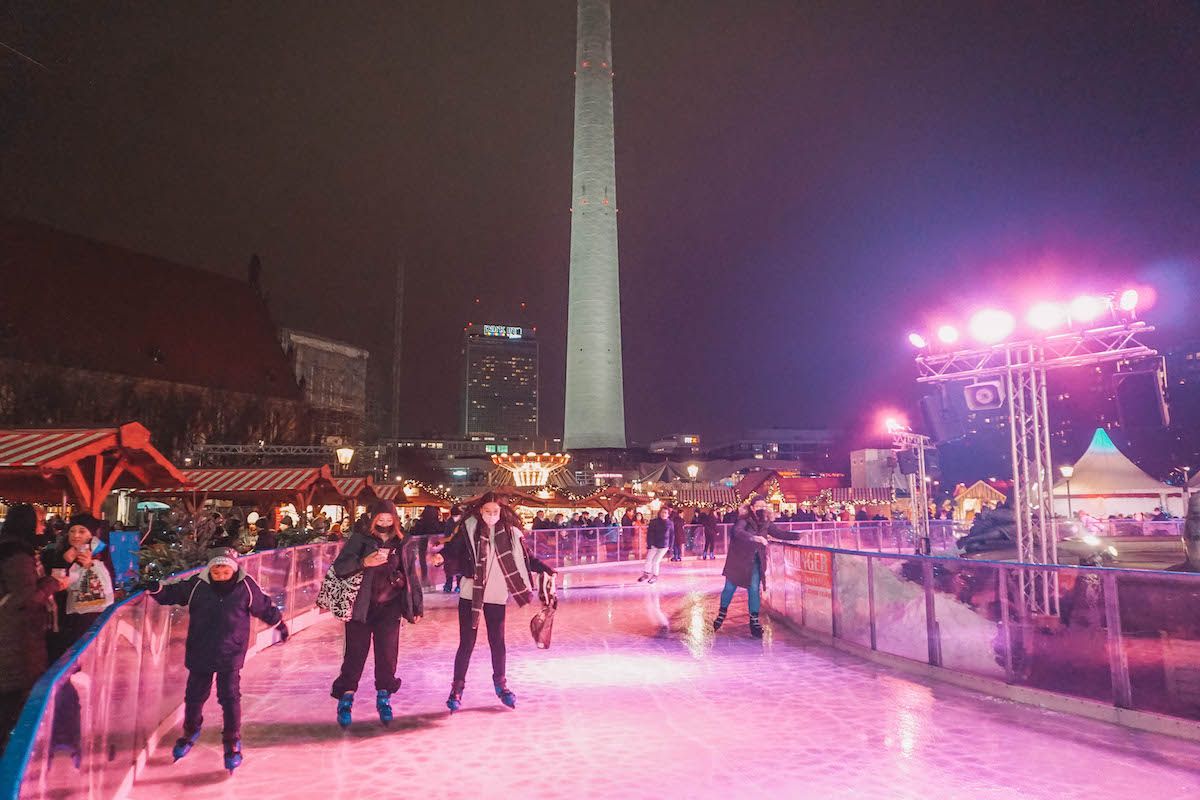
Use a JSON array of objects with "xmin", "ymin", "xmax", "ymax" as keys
[
  {"xmin": 762, "ymin": 541, "xmax": 1200, "ymax": 724},
  {"xmin": 1, "ymin": 542, "xmax": 340, "ymax": 800}
]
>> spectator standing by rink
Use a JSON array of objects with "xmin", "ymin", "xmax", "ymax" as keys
[
  {"xmin": 408, "ymin": 505, "xmax": 443, "ymax": 589},
  {"xmin": 252, "ymin": 514, "xmax": 278, "ymax": 552},
  {"xmin": 442, "ymin": 505, "xmax": 465, "ymax": 593},
  {"xmin": 633, "ymin": 512, "xmax": 648, "ymax": 559},
  {"xmin": 440, "ymin": 493, "xmax": 555, "ymax": 711},
  {"xmin": 639, "ymin": 506, "xmax": 673, "ymax": 584},
  {"xmin": 700, "ymin": 508, "xmax": 719, "ymax": 560},
  {"xmin": 149, "ymin": 550, "xmax": 289, "ymax": 774},
  {"xmin": 42, "ymin": 514, "xmax": 115, "ymax": 662},
  {"xmin": 0, "ymin": 505, "xmax": 68, "ymax": 755},
  {"xmin": 328, "ymin": 500, "xmax": 423, "ymax": 728},
  {"xmin": 713, "ymin": 495, "xmax": 800, "ymax": 638},
  {"xmin": 669, "ymin": 507, "xmax": 686, "ymax": 561}
]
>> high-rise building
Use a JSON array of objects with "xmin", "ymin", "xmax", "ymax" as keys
[
  {"xmin": 279, "ymin": 328, "xmax": 369, "ymax": 442},
  {"xmin": 564, "ymin": 0, "xmax": 626, "ymax": 449},
  {"xmin": 463, "ymin": 324, "xmax": 538, "ymax": 440}
]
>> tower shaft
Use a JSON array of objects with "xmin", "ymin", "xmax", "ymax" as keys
[{"xmin": 564, "ymin": 0, "xmax": 626, "ymax": 449}]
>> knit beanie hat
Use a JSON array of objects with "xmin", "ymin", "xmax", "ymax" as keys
[
  {"xmin": 67, "ymin": 513, "xmax": 103, "ymax": 538},
  {"xmin": 208, "ymin": 553, "xmax": 239, "ymax": 571}
]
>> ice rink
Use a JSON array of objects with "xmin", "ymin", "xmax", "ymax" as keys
[{"xmin": 127, "ymin": 563, "xmax": 1200, "ymax": 799}]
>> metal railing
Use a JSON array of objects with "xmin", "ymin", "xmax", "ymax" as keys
[
  {"xmin": 0, "ymin": 542, "xmax": 340, "ymax": 800},
  {"xmin": 762, "ymin": 539, "xmax": 1200, "ymax": 723}
]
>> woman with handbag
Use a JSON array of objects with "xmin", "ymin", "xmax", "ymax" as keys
[
  {"xmin": 326, "ymin": 499, "xmax": 422, "ymax": 727},
  {"xmin": 440, "ymin": 492, "xmax": 554, "ymax": 712}
]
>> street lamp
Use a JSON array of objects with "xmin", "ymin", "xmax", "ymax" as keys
[
  {"xmin": 335, "ymin": 447, "xmax": 355, "ymax": 473},
  {"xmin": 1060, "ymin": 465, "xmax": 1074, "ymax": 517},
  {"xmin": 686, "ymin": 464, "xmax": 699, "ymax": 481}
]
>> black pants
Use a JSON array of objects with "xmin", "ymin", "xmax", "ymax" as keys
[
  {"xmin": 331, "ymin": 602, "xmax": 402, "ymax": 698},
  {"xmin": 0, "ymin": 689, "xmax": 31, "ymax": 755},
  {"xmin": 48, "ymin": 611, "xmax": 101, "ymax": 664},
  {"xmin": 703, "ymin": 529, "xmax": 716, "ymax": 554},
  {"xmin": 184, "ymin": 668, "xmax": 241, "ymax": 742},
  {"xmin": 453, "ymin": 599, "xmax": 506, "ymax": 684}
]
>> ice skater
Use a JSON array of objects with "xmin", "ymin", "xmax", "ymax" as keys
[
  {"xmin": 149, "ymin": 550, "xmax": 288, "ymax": 773},
  {"xmin": 713, "ymin": 495, "xmax": 800, "ymax": 638},
  {"xmin": 328, "ymin": 499, "xmax": 423, "ymax": 728},
  {"xmin": 638, "ymin": 506, "xmax": 673, "ymax": 584},
  {"xmin": 441, "ymin": 492, "xmax": 555, "ymax": 711}
]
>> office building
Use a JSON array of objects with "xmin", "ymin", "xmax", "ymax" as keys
[{"xmin": 463, "ymin": 323, "xmax": 539, "ymax": 439}]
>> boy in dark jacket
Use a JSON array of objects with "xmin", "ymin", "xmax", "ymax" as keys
[{"xmin": 150, "ymin": 551, "xmax": 288, "ymax": 773}]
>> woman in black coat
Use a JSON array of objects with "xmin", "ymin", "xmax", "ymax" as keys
[
  {"xmin": 638, "ymin": 506, "xmax": 673, "ymax": 584},
  {"xmin": 0, "ymin": 505, "xmax": 68, "ymax": 754},
  {"xmin": 329, "ymin": 499, "xmax": 423, "ymax": 727}
]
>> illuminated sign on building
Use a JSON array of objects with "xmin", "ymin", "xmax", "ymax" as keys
[{"xmin": 484, "ymin": 325, "xmax": 523, "ymax": 339}]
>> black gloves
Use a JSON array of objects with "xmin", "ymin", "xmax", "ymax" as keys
[{"xmin": 276, "ymin": 622, "xmax": 290, "ymax": 642}]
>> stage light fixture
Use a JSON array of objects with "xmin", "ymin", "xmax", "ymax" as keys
[
  {"xmin": 968, "ymin": 309, "xmax": 1015, "ymax": 343},
  {"xmin": 1069, "ymin": 295, "xmax": 1106, "ymax": 323},
  {"xmin": 1027, "ymin": 301, "xmax": 1067, "ymax": 331},
  {"xmin": 908, "ymin": 332, "xmax": 928, "ymax": 348},
  {"xmin": 1118, "ymin": 289, "xmax": 1139, "ymax": 312},
  {"xmin": 936, "ymin": 325, "xmax": 959, "ymax": 344}
]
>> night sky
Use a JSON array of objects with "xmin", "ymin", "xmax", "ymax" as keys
[{"xmin": 3, "ymin": 1, "xmax": 1198, "ymax": 446}]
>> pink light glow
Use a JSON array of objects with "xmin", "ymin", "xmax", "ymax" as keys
[
  {"xmin": 1118, "ymin": 289, "xmax": 1139, "ymax": 312},
  {"xmin": 968, "ymin": 309, "xmax": 1015, "ymax": 343},
  {"xmin": 936, "ymin": 325, "xmax": 959, "ymax": 344},
  {"xmin": 1069, "ymin": 295, "xmax": 1106, "ymax": 322},
  {"xmin": 1027, "ymin": 301, "xmax": 1067, "ymax": 331},
  {"xmin": 908, "ymin": 332, "xmax": 927, "ymax": 348}
]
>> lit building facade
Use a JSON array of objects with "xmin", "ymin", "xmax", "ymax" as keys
[{"xmin": 463, "ymin": 324, "xmax": 539, "ymax": 440}]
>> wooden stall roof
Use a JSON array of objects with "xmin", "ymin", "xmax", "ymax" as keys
[
  {"xmin": 373, "ymin": 482, "xmax": 455, "ymax": 508},
  {"xmin": 0, "ymin": 423, "xmax": 187, "ymax": 515},
  {"xmin": 674, "ymin": 487, "xmax": 739, "ymax": 507},
  {"xmin": 142, "ymin": 465, "xmax": 336, "ymax": 503},
  {"xmin": 578, "ymin": 486, "xmax": 653, "ymax": 514}
]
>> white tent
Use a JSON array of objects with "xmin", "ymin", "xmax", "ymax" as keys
[{"xmin": 1053, "ymin": 428, "xmax": 1184, "ymax": 517}]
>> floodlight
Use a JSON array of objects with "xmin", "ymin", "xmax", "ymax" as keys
[
  {"xmin": 1118, "ymin": 289, "xmax": 1139, "ymax": 312},
  {"xmin": 1027, "ymin": 302, "xmax": 1066, "ymax": 331},
  {"xmin": 908, "ymin": 332, "xmax": 928, "ymax": 348},
  {"xmin": 968, "ymin": 309, "xmax": 1016, "ymax": 343},
  {"xmin": 936, "ymin": 325, "xmax": 959, "ymax": 344},
  {"xmin": 1069, "ymin": 295, "xmax": 1106, "ymax": 322}
]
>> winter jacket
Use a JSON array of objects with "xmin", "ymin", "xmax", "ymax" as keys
[
  {"xmin": 0, "ymin": 537, "xmax": 59, "ymax": 692},
  {"xmin": 42, "ymin": 537, "xmax": 116, "ymax": 619},
  {"xmin": 409, "ymin": 517, "xmax": 443, "ymax": 538},
  {"xmin": 150, "ymin": 566, "xmax": 282, "ymax": 672},
  {"xmin": 332, "ymin": 531, "xmax": 424, "ymax": 624},
  {"xmin": 253, "ymin": 528, "xmax": 278, "ymax": 552},
  {"xmin": 723, "ymin": 513, "xmax": 799, "ymax": 590},
  {"xmin": 646, "ymin": 517, "xmax": 673, "ymax": 550}
]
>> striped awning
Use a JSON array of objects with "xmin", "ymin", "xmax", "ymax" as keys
[
  {"xmin": 143, "ymin": 466, "xmax": 332, "ymax": 500},
  {"xmin": 0, "ymin": 429, "xmax": 122, "ymax": 468},
  {"xmin": 0, "ymin": 423, "xmax": 187, "ymax": 514},
  {"xmin": 674, "ymin": 487, "xmax": 738, "ymax": 506},
  {"xmin": 830, "ymin": 488, "xmax": 893, "ymax": 504},
  {"xmin": 332, "ymin": 476, "xmax": 371, "ymax": 498}
]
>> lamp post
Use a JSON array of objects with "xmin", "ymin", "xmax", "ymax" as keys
[
  {"xmin": 1060, "ymin": 465, "xmax": 1074, "ymax": 518},
  {"xmin": 335, "ymin": 446, "xmax": 355, "ymax": 474},
  {"xmin": 687, "ymin": 463, "xmax": 699, "ymax": 487}
]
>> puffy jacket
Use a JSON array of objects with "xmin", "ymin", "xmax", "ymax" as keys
[
  {"xmin": 646, "ymin": 517, "xmax": 672, "ymax": 550},
  {"xmin": 150, "ymin": 567, "xmax": 281, "ymax": 672},
  {"xmin": 332, "ymin": 532, "xmax": 424, "ymax": 624}
]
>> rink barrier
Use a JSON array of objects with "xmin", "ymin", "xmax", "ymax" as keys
[
  {"xmin": 0, "ymin": 542, "xmax": 341, "ymax": 800},
  {"xmin": 762, "ymin": 541, "xmax": 1200, "ymax": 740}
]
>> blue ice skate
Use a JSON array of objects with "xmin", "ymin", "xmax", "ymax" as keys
[
  {"xmin": 336, "ymin": 691, "xmax": 354, "ymax": 728},
  {"xmin": 376, "ymin": 690, "xmax": 393, "ymax": 726},
  {"xmin": 494, "ymin": 680, "xmax": 516, "ymax": 709},
  {"xmin": 172, "ymin": 729, "xmax": 201, "ymax": 762},
  {"xmin": 223, "ymin": 736, "xmax": 242, "ymax": 775}
]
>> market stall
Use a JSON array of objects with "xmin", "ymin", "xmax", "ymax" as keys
[{"xmin": 141, "ymin": 464, "xmax": 341, "ymax": 528}]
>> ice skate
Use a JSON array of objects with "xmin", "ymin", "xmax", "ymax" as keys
[
  {"xmin": 749, "ymin": 613, "xmax": 764, "ymax": 639},
  {"xmin": 494, "ymin": 679, "xmax": 516, "ymax": 709},
  {"xmin": 336, "ymin": 691, "xmax": 354, "ymax": 728},
  {"xmin": 647, "ymin": 575, "xmax": 657, "ymax": 584},
  {"xmin": 223, "ymin": 736, "xmax": 242, "ymax": 775},
  {"xmin": 713, "ymin": 607, "xmax": 728, "ymax": 631},
  {"xmin": 638, "ymin": 573, "xmax": 650, "ymax": 582},
  {"xmin": 446, "ymin": 680, "xmax": 465, "ymax": 712},
  {"xmin": 376, "ymin": 690, "xmax": 393, "ymax": 726},
  {"xmin": 172, "ymin": 728, "xmax": 201, "ymax": 762}
]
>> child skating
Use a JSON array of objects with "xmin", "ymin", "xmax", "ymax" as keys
[{"xmin": 150, "ymin": 550, "xmax": 288, "ymax": 774}]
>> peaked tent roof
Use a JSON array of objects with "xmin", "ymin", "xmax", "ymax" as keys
[{"xmin": 1053, "ymin": 429, "xmax": 1177, "ymax": 496}]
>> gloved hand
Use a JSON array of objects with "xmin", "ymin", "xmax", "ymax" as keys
[
  {"xmin": 146, "ymin": 580, "xmax": 162, "ymax": 593},
  {"xmin": 276, "ymin": 622, "xmax": 289, "ymax": 642}
]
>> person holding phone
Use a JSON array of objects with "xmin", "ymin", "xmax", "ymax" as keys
[
  {"xmin": 42, "ymin": 514, "xmax": 116, "ymax": 661},
  {"xmin": 329, "ymin": 500, "xmax": 423, "ymax": 727}
]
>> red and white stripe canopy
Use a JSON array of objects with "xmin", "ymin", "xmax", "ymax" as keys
[{"xmin": 0, "ymin": 429, "xmax": 122, "ymax": 469}]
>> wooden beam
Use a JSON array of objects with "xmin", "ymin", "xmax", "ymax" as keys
[
  {"xmin": 98, "ymin": 456, "xmax": 129, "ymax": 503},
  {"xmin": 93, "ymin": 454, "xmax": 104, "ymax": 515},
  {"xmin": 65, "ymin": 462, "xmax": 92, "ymax": 515}
]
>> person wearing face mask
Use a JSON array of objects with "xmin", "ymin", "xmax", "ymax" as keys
[
  {"xmin": 713, "ymin": 495, "xmax": 799, "ymax": 638},
  {"xmin": 42, "ymin": 514, "xmax": 116, "ymax": 662},
  {"xmin": 440, "ymin": 492, "xmax": 555, "ymax": 711},
  {"xmin": 329, "ymin": 499, "xmax": 423, "ymax": 728}
]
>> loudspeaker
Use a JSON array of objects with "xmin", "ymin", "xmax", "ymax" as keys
[
  {"xmin": 964, "ymin": 380, "xmax": 1005, "ymax": 411},
  {"xmin": 1114, "ymin": 368, "xmax": 1169, "ymax": 429},
  {"xmin": 897, "ymin": 449, "xmax": 919, "ymax": 475},
  {"xmin": 920, "ymin": 385, "xmax": 969, "ymax": 443}
]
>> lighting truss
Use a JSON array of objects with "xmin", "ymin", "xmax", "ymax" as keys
[
  {"xmin": 913, "ymin": 321, "xmax": 1157, "ymax": 615},
  {"xmin": 891, "ymin": 430, "xmax": 935, "ymax": 546}
]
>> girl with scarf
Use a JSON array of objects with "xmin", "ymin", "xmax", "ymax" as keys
[
  {"xmin": 329, "ymin": 499, "xmax": 423, "ymax": 727},
  {"xmin": 441, "ymin": 492, "xmax": 554, "ymax": 711}
]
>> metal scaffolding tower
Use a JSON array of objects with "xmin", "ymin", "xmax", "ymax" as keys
[{"xmin": 915, "ymin": 322, "xmax": 1157, "ymax": 614}]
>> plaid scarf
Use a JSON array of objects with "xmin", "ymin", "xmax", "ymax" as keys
[{"xmin": 471, "ymin": 523, "xmax": 533, "ymax": 629}]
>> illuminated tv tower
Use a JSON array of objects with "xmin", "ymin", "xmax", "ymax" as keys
[{"xmin": 563, "ymin": 0, "xmax": 627, "ymax": 449}]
